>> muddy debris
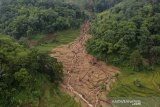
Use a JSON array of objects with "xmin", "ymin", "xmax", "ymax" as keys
[{"xmin": 50, "ymin": 21, "xmax": 119, "ymax": 107}]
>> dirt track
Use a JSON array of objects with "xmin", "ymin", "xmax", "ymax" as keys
[{"xmin": 50, "ymin": 21, "xmax": 119, "ymax": 107}]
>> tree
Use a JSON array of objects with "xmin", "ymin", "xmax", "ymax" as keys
[
  {"xmin": 87, "ymin": 0, "xmax": 160, "ymax": 70},
  {"xmin": 37, "ymin": 53, "xmax": 63, "ymax": 84},
  {"xmin": 0, "ymin": 35, "xmax": 63, "ymax": 106},
  {"xmin": 150, "ymin": 46, "xmax": 160, "ymax": 64},
  {"xmin": 0, "ymin": 0, "xmax": 87, "ymax": 39},
  {"xmin": 130, "ymin": 50, "xmax": 143, "ymax": 71},
  {"xmin": 14, "ymin": 68, "xmax": 32, "ymax": 88}
]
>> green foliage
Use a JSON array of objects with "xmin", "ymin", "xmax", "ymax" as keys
[
  {"xmin": 0, "ymin": 34, "xmax": 63, "ymax": 106},
  {"xmin": 108, "ymin": 67, "xmax": 160, "ymax": 98},
  {"xmin": 150, "ymin": 46, "xmax": 160, "ymax": 64},
  {"xmin": 38, "ymin": 77, "xmax": 81, "ymax": 107},
  {"xmin": 63, "ymin": 0, "xmax": 122, "ymax": 12},
  {"xmin": 93, "ymin": 0, "xmax": 122, "ymax": 12},
  {"xmin": 0, "ymin": 0, "xmax": 87, "ymax": 39},
  {"xmin": 14, "ymin": 68, "xmax": 32, "ymax": 88},
  {"xmin": 86, "ymin": 0, "xmax": 160, "ymax": 69},
  {"xmin": 62, "ymin": 0, "xmax": 88, "ymax": 9},
  {"xmin": 36, "ymin": 52, "xmax": 63, "ymax": 84},
  {"xmin": 130, "ymin": 50, "xmax": 143, "ymax": 71},
  {"xmin": 35, "ymin": 29, "xmax": 80, "ymax": 53}
]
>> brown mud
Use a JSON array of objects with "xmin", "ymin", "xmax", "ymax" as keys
[{"xmin": 50, "ymin": 21, "xmax": 119, "ymax": 107}]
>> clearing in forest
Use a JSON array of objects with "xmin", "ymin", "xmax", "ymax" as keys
[{"xmin": 50, "ymin": 21, "xmax": 119, "ymax": 107}]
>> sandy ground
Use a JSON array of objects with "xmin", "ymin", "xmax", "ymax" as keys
[{"xmin": 50, "ymin": 21, "xmax": 119, "ymax": 107}]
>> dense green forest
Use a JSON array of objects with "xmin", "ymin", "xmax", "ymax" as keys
[
  {"xmin": 0, "ymin": 34, "xmax": 64, "ymax": 106},
  {"xmin": 0, "ymin": 0, "xmax": 87, "ymax": 106},
  {"xmin": 1, "ymin": 0, "xmax": 160, "ymax": 106},
  {"xmin": 0, "ymin": 0, "xmax": 87, "ymax": 39},
  {"xmin": 0, "ymin": 0, "xmax": 86, "ymax": 106},
  {"xmin": 87, "ymin": 0, "xmax": 160, "ymax": 70},
  {"xmin": 93, "ymin": 0, "xmax": 122, "ymax": 12},
  {"xmin": 63, "ymin": 0, "xmax": 122, "ymax": 12}
]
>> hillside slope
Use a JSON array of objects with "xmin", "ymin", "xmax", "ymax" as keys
[
  {"xmin": 87, "ymin": 0, "xmax": 160, "ymax": 69},
  {"xmin": 50, "ymin": 21, "xmax": 119, "ymax": 107},
  {"xmin": 0, "ymin": 34, "xmax": 80, "ymax": 107},
  {"xmin": 0, "ymin": 0, "xmax": 86, "ymax": 39},
  {"xmin": 85, "ymin": 0, "xmax": 160, "ymax": 106}
]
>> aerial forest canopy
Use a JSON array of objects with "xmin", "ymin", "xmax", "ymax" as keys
[
  {"xmin": 63, "ymin": 0, "xmax": 122, "ymax": 13},
  {"xmin": 86, "ymin": 0, "xmax": 160, "ymax": 70},
  {"xmin": 0, "ymin": 0, "xmax": 87, "ymax": 39},
  {"xmin": 93, "ymin": 0, "xmax": 122, "ymax": 12},
  {"xmin": 0, "ymin": 34, "xmax": 63, "ymax": 106}
]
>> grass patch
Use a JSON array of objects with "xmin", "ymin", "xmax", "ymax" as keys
[
  {"xmin": 35, "ymin": 29, "xmax": 80, "ymax": 53},
  {"xmin": 30, "ymin": 33, "xmax": 45, "ymax": 41},
  {"xmin": 0, "ymin": 33, "xmax": 10, "ymax": 38},
  {"xmin": 108, "ymin": 67, "xmax": 160, "ymax": 106},
  {"xmin": 38, "ymin": 85, "xmax": 81, "ymax": 107},
  {"xmin": 15, "ymin": 74, "xmax": 80, "ymax": 107},
  {"xmin": 108, "ymin": 67, "xmax": 160, "ymax": 97},
  {"xmin": 37, "ymin": 76, "xmax": 81, "ymax": 107}
]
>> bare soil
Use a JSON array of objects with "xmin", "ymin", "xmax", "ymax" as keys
[{"xmin": 50, "ymin": 21, "xmax": 119, "ymax": 107}]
